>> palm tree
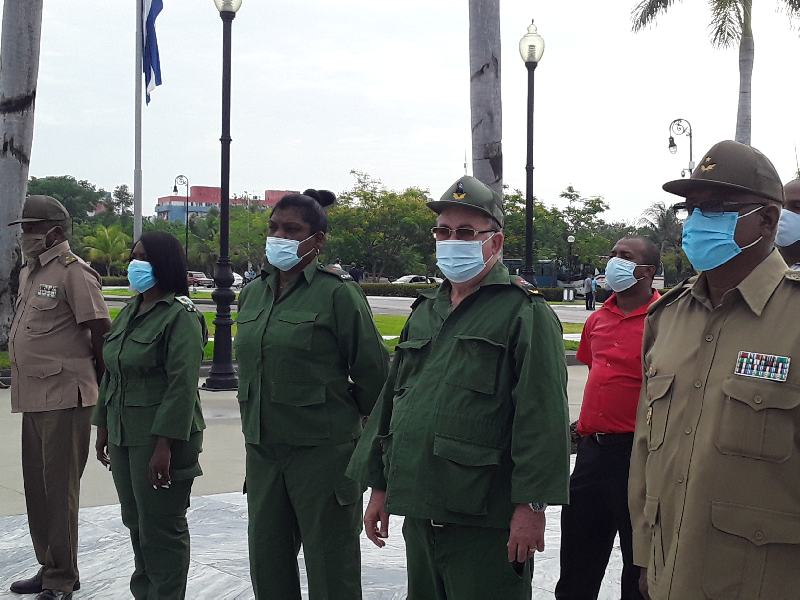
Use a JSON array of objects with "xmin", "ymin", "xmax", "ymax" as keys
[
  {"xmin": 469, "ymin": 0, "xmax": 503, "ymax": 194},
  {"xmin": 0, "ymin": 0, "xmax": 44, "ymax": 347},
  {"xmin": 632, "ymin": 0, "xmax": 800, "ymax": 145},
  {"xmin": 639, "ymin": 201, "xmax": 682, "ymax": 254},
  {"xmin": 83, "ymin": 225, "xmax": 131, "ymax": 276}
]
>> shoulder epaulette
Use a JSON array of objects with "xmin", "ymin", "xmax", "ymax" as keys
[
  {"xmin": 60, "ymin": 252, "xmax": 79, "ymax": 266},
  {"xmin": 175, "ymin": 296, "xmax": 197, "ymax": 312},
  {"xmin": 784, "ymin": 269, "xmax": 800, "ymax": 283},
  {"xmin": 510, "ymin": 275, "xmax": 543, "ymax": 300},
  {"xmin": 648, "ymin": 277, "xmax": 694, "ymax": 314},
  {"xmin": 319, "ymin": 264, "xmax": 353, "ymax": 281}
]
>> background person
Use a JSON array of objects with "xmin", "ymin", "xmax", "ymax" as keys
[
  {"xmin": 348, "ymin": 176, "xmax": 570, "ymax": 600},
  {"xmin": 8, "ymin": 195, "xmax": 110, "ymax": 600},
  {"xmin": 777, "ymin": 178, "xmax": 800, "ymax": 270},
  {"xmin": 630, "ymin": 141, "xmax": 798, "ymax": 599},
  {"xmin": 555, "ymin": 236, "xmax": 660, "ymax": 600},
  {"xmin": 234, "ymin": 189, "xmax": 389, "ymax": 600},
  {"xmin": 584, "ymin": 273, "xmax": 595, "ymax": 310},
  {"xmin": 93, "ymin": 232, "xmax": 207, "ymax": 600}
]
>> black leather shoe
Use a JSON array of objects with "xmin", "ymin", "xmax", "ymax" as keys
[
  {"xmin": 9, "ymin": 571, "xmax": 80, "ymax": 595},
  {"xmin": 35, "ymin": 591, "xmax": 73, "ymax": 600}
]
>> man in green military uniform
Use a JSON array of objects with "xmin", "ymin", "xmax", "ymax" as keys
[{"xmin": 348, "ymin": 176, "xmax": 571, "ymax": 599}]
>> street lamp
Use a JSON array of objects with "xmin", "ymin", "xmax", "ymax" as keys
[
  {"xmin": 519, "ymin": 20, "xmax": 545, "ymax": 284},
  {"xmin": 204, "ymin": 0, "xmax": 242, "ymax": 391},
  {"xmin": 567, "ymin": 234, "xmax": 575, "ymax": 280},
  {"xmin": 173, "ymin": 175, "xmax": 189, "ymax": 259},
  {"xmin": 668, "ymin": 118, "xmax": 694, "ymax": 178}
]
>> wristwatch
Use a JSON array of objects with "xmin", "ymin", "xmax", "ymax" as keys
[{"xmin": 528, "ymin": 502, "xmax": 548, "ymax": 512}]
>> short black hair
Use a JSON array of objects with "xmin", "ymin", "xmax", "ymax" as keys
[
  {"xmin": 622, "ymin": 236, "xmax": 661, "ymax": 272},
  {"xmin": 271, "ymin": 189, "xmax": 336, "ymax": 234},
  {"xmin": 136, "ymin": 231, "xmax": 189, "ymax": 296}
]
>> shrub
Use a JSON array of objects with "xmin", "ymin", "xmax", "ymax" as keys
[
  {"xmin": 102, "ymin": 276, "xmax": 129, "ymax": 286},
  {"xmin": 360, "ymin": 283, "xmax": 437, "ymax": 297}
]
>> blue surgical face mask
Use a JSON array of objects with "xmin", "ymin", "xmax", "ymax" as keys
[
  {"xmin": 605, "ymin": 257, "xmax": 651, "ymax": 293},
  {"xmin": 681, "ymin": 206, "xmax": 763, "ymax": 272},
  {"xmin": 776, "ymin": 209, "xmax": 800, "ymax": 248},
  {"xmin": 266, "ymin": 235, "xmax": 316, "ymax": 272},
  {"xmin": 436, "ymin": 234, "xmax": 496, "ymax": 283},
  {"xmin": 127, "ymin": 259, "xmax": 156, "ymax": 293}
]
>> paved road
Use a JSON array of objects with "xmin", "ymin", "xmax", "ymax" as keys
[{"xmin": 105, "ymin": 294, "xmax": 590, "ymax": 324}]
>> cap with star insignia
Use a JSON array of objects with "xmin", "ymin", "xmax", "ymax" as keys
[
  {"xmin": 663, "ymin": 140, "xmax": 784, "ymax": 205},
  {"xmin": 427, "ymin": 176, "xmax": 505, "ymax": 227},
  {"xmin": 8, "ymin": 195, "xmax": 71, "ymax": 226}
]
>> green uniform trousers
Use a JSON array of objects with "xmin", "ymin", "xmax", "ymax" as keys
[
  {"xmin": 245, "ymin": 441, "xmax": 363, "ymax": 600},
  {"xmin": 402, "ymin": 518, "xmax": 533, "ymax": 600},
  {"xmin": 21, "ymin": 406, "xmax": 92, "ymax": 593},
  {"xmin": 109, "ymin": 432, "xmax": 203, "ymax": 600}
]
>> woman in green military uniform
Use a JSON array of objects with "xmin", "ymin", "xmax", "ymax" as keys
[
  {"xmin": 93, "ymin": 232, "xmax": 206, "ymax": 600},
  {"xmin": 235, "ymin": 189, "xmax": 389, "ymax": 599}
]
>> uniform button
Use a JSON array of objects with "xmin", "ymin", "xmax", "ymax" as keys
[
  {"xmin": 754, "ymin": 395, "xmax": 763, "ymax": 404},
  {"xmin": 694, "ymin": 381, "xmax": 702, "ymax": 389},
  {"xmin": 677, "ymin": 477, "xmax": 684, "ymax": 484},
  {"xmin": 649, "ymin": 367, "xmax": 657, "ymax": 376},
  {"xmin": 684, "ymin": 427, "xmax": 692, "ymax": 435},
  {"xmin": 705, "ymin": 334, "xmax": 714, "ymax": 342},
  {"xmin": 754, "ymin": 530, "xmax": 765, "ymax": 541}
]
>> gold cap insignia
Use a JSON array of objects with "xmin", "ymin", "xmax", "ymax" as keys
[
  {"xmin": 700, "ymin": 157, "xmax": 716, "ymax": 173},
  {"xmin": 452, "ymin": 181, "xmax": 466, "ymax": 200}
]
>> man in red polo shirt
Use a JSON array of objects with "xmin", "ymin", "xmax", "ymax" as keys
[{"xmin": 555, "ymin": 236, "xmax": 660, "ymax": 600}]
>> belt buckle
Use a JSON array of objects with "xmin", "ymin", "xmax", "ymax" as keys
[{"xmin": 430, "ymin": 520, "xmax": 445, "ymax": 528}]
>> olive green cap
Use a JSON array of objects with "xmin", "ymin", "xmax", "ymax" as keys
[
  {"xmin": 427, "ymin": 176, "xmax": 505, "ymax": 227},
  {"xmin": 8, "ymin": 195, "xmax": 71, "ymax": 225},
  {"xmin": 663, "ymin": 140, "xmax": 784, "ymax": 205}
]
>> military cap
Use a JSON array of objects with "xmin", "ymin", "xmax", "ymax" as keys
[
  {"xmin": 8, "ymin": 195, "xmax": 71, "ymax": 225},
  {"xmin": 663, "ymin": 140, "xmax": 784, "ymax": 205},
  {"xmin": 427, "ymin": 176, "xmax": 505, "ymax": 227}
]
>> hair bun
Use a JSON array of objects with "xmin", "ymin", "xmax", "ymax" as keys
[{"xmin": 303, "ymin": 188, "xmax": 336, "ymax": 208}]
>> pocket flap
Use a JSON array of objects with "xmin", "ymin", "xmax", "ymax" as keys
[
  {"xmin": 23, "ymin": 361, "xmax": 63, "ymax": 379},
  {"xmin": 395, "ymin": 337, "xmax": 431, "ymax": 351},
  {"xmin": 453, "ymin": 334, "xmax": 506, "ymax": 349},
  {"xmin": 30, "ymin": 296, "xmax": 58, "ymax": 311},
  {"xmin": 271, "ymin": 381, "xmax": 326, "ymax": 406},
  {"xmin": 236, "ymin": 308, "xmax": 264, "ymax": 324},
  {"xmin": 721, "ymin": 375, "xmax": 800, "ymax": 412},
  {"xmin": 277, "ymin": 310, "xmax": 318, "ymax": 324},
  {"xmin": 128, "ymin": 328, "xmax": 163, "ymax": 344},
  {"xmin": 643, "ymin": 495, "xmax": 659, "ymax": 527},
  {"xmin": 433, "ymin": 435, "xmax": 502, "ymax": 467},
  {"xmin": 711, "ymin": 501, "xmax": 800, "ymax": 546},
  {"xmin": 646, "ymin": 374, "xmax": 675, "ymax": 404}
]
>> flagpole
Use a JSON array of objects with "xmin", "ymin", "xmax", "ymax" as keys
[{"xmin": 133, "ymin": 0, "xmax": 143, "ymax": 241}]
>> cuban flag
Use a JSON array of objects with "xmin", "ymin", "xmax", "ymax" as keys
[{"xmin": 142, "ymin": 0, "xmax": 163, "ymax": 104}]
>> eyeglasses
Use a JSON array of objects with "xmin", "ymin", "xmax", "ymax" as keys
[
  {"xmin": 671, "ymin": 200, "xmax": 768, "ymax": 221},
  {"xmin": 431, "ymin": 226, "xmax": 498, "ymax": 241}
]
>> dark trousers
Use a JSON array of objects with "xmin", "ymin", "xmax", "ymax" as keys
[
  {"xmin": 585, "ymin": 292, "xmax": 595, "ymax": 310},
  {"xmin": 21, "ymin": 407, "xmax": 92, "ymax": 593},
  {"xmin": 555, "ymin": 435, "xmax": 643, "ymax": 600},
  {"xmin": 403, "ymin": 518, "xmax": 533, "ymax": 600}
]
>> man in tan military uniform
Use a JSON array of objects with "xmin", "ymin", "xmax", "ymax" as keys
[
  {"xmin": 629, "ymin": 141, "xmax": 800, "ymax": 600},
  {"xmin": 8, "ymin": 196, "xmax": 110, "ymax": 600}
]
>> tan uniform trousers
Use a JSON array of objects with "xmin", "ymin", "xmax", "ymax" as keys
[{"xmin": 21, "ymin": 406, "xmax": 92, "ymax": 593}]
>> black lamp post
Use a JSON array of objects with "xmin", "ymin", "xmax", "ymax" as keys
[
  {"xmin": 173, "ymin": 175, "xmax": 189, "ymax": 259},
  {"xmin": 567, "ymin": 234, "xmax": 575, "ymax": 280},
  {"xmin": 519, "ymin": 20, "xmax": 545, "ymax": 285},
  {"xmin": 204, "ymin": 0, "xmax": 242, "ymax": 391},
  {"xmin": 668, "ymin": 118, "xmax": 694, "ymax": 178}
]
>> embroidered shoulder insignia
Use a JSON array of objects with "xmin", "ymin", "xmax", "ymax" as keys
[
  {"xmin": 320, "ymin": 265, "xmax": 353, "ymax": 281},
  {"xmin": 60, "ymin": 253, "xmax": 78, "ymax": 266},
  {"xmin": 175, "ymin": 296, "xmax": 197, "ymax": 312},
  {"xmin": 510, "ymin": 276, "xmax": 542, "ymax": 298},
  {"xmin": 784, "ymin": 269, "xmax": 800, "ymax": 283}
]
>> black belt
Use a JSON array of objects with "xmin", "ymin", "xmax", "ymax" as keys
[{"xmin": 587, "ymin": 432, "xmax": 634, "ymax": 446}]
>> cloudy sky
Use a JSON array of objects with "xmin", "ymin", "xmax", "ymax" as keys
[{"xmin": 29, "ymin": 1, "xmax": 800, "ymax": 221}]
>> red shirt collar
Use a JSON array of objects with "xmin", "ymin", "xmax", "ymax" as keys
[{"xmin": 601, "ymin": 289, "xmax": 661, "ymax": 318}]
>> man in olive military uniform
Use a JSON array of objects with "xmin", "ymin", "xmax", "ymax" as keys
[
  {"xmin": 348, "ymin": 176, "xmax": 570, "ymax": 599},
  {"xmin": 629, "ymin": 141, "xmax": 800, "ymax": 599},
  {"xmin": 8, "ymin": 195, "xmax": 110, "ymax": 599}
]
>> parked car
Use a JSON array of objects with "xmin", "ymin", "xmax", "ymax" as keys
[
  {"xmin": 392, "ymin": 275, "xmax": 442, "ymax": 285},
  {"xmin": 187, "ymin": 271, "xmax": 214, "ymax": 288},
  {"xmin": 232, "ymin": 272, "xmax": 243, "ymax": 289}
]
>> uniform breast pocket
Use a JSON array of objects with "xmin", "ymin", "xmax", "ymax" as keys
[
  {"xmin": 444, "ymin": 334, "xmax": 505, "ymax": 395},
  {"xmin": 716, "ymin": 376, "xmax": 800, "ymax": 463},
  {"xmin": 26, "ymin": 296, "xmax": 59, "ymax": 334},
  {"xmin": 274, "ymin": 310, "xmax": 318, "ymax": 351},
  {"xmin": 645, "ymin": 374, "xmax": 674, "ymax": 452},
  {"xmin": 125, "ymin": 328, "xmax": 164, "ymax": 369}
]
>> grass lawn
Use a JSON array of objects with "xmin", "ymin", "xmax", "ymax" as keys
[
  {"xmin": 104, "ymin": 289, "xmax": 228, "ymax": 301},
  {"xmin": 562, "ymin": 322, "xmax": 583, "ymax": 335}
]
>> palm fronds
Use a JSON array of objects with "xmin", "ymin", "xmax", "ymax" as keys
[{"xmin": 631, "ymin": 0, "xmax": 681, "ymax": 31}]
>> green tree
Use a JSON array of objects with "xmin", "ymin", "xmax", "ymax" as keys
[
  {"xmin": 82, "ymin": 224, "xmax": 130, "ymax": 275},
  {"xmin": 112, "ymin": 184, "xmax": 133, "ymax": 216},
  {"xmin": 27, "ymin": 175, "xmax": 105, "ymax": 219},
  {"xmin": 632, "ymin": 0, "xmax": 800, "ymax": 145}
]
